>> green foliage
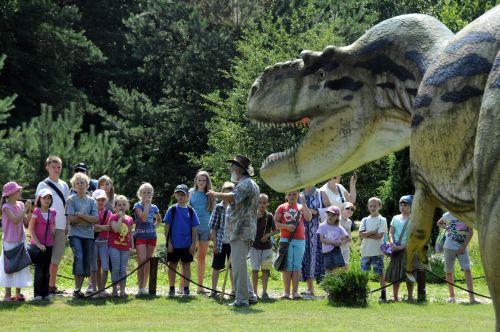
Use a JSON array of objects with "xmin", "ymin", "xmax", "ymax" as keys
[
  {"xmin": 321, "ymin": 269, "xmax": 369, "ymax": 307},
  {"xmin": 433, "ymin": 0, "xmax": 498, "ymax": 32},
  {"xmin": 200, "ymin": 0, "xmax": 378, "ymax": 204},
  {"xmin": 4, "ymin": 104, "xmax": 121, "ymax": 195},
  {"xmin": 0, "ymin": 0, "xmax": 104, "ymax": 124}
]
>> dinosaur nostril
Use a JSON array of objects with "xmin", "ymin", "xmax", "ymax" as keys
[{"xmin": 250, "ymin": 82, "xmax": 260, "ymax": 98}]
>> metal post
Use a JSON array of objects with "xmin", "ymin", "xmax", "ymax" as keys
[
  {"xmin": 149, "ymin": 257, "xmax": 159, "ymax": 296},
  {"xmin": 417, "ymin": 269, "xmax": 426, "ymax": 302}
]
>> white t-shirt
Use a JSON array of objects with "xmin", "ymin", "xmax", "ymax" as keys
[
  {"xmin": 320, "ymin": 183, "xmax": 348, "ymax": 209},
  {"xmin": 339, "ymin": 217, "xmax": 352, "ymax": 251},
  {"xmin": 359, "ymin": 215, "xmax": 387, "ymax": 257},
  {"xmin": 36, "ymin": 178, "xmax": 70, "ymax": 230}
]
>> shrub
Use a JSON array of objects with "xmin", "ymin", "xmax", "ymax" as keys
[
  {"xmin": 321, "ymin": 269, "xmax": 369, "ymax": 307},
  {"xmin": 426, "ymin": 253, "xmax": 446, "ymax": 283}
]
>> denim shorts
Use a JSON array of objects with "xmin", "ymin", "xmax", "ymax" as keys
[
  {"xmin": 197, "ymin": 229, "xmax": 211, "ymax": 242},
  {"xmin": 69, "ymin": 236, "xmax": 95, "ymax": 276},
  {"xmin": 444, "ymin": 248, "xmax": 471, "ymax": 273},
  {"xmin": 361, "ymin": 255, "xmax": 384, "ymax": 275},
  {"xmin": 280, "ymin": 239, "xmax": 305, "ymax": 272},
  {"xmin": 323, "ymin": 247, "xmax": 345, "ymax": 270}
]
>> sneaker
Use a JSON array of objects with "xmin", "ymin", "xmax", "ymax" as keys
[
  {"xmin": 209, "ymin": 291, "xmax": 217, "ymax": 298},
  {"xmin": 280, "ymin": 293, "xmax": 291, "ymax": 299},
  {"xmin": 446, "ymin": 297, "xmax": 456, "ymax": 303},
  {"xmin": 73, "ymin": 290, "xmax": 85, "ymax": 299},
  {"xmin": 261, "ymin": 292, "xmax": 270, "ymax": 300},
  {"xmin": 183, "ymin": 289, "xmax": 190, "ymax": 297},
  {"xmin": 33, "ymin": 296, "xmax": 43, "ymax": 301},
  {"xmin": 85, "ymin": 284, "xmax": 94, "ymax": 296},
  {"xmin": 168, "ymin": 288, "xmax": 175, "ymax": 297},
  {"xmin": 249, "ymin": 296, "xmax": 258, "ymax": 305},
  {"xmin": 228, "ymin": 301, "xmax": 249, "ymax": 307}
]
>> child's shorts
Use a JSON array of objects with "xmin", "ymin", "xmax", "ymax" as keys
[
  {"xmin": 250, "ymin": 247, "xmax": 273, "ymax": 271},
  {"xmin": 134, "ymin": 238, "xmax": 157, "ymax": 247},
  {"xmin": 167, "ymin": 248, "xmax": 193, "ymax": 263},
  {"xmin": 212, "ymin": 243, "xmax": 231, "ymax": 270},
  {"xmin": 197, "ymin": 229, "xmax": 211, "ymax": 242},
  {"xmin": 361, "ymin": 255, "xmax": 384, "ymax": 275},
  {"xmin": 444, "ymin": 248, "xmax": 471, "ymax": 273},
  {"xmin": 281, "ymin": 239, "xmax": 305, "ymax": 272},
  {"xmin": 323, "ymin": 247, "xmax": 345, "ymax": 270}
]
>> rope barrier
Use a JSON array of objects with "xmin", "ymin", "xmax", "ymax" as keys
[
  {"xmin": 84, "ymin": 257, "xmax": 153, "ymax": 298},
  {"xmin": 158, "ymin": 257, "xmax": 235, "ymax": 298},
  {"xmin": 52, "ymin": 258, "xmax": 491, "ymax": 301},
  {"xmin": 424, "ymin": 268, "xmax": 491, "ymax": 299}
]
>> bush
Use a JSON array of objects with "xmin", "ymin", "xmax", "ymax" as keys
[
  {"xmin": 321, "ymin": 269, "xmax": 369, "ymax": 307},
  {"xmin": 426, "ymin": 254, "xmax": 446, "ymax": 283}
]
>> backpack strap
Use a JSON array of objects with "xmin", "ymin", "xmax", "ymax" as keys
[
  {"xmin": 336, "ymin": 184, "xmax": 345, "ymax": 204},
  {"xmin": 44, "ymin": 180, "xmax": 66, "ymax": 206}
]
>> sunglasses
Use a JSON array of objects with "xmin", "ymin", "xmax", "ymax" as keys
[{"xmin": 345, "ymin": 207, "xmax": 355, "ymax": 211}]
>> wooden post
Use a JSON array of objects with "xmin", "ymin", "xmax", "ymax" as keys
[
  {"xmin": 149, "ymin": 257, "xmax": 159, "ymax": 296},
  {"xmin": 417, "ymin": 269, "xmax": 426, "ymax": 302}
]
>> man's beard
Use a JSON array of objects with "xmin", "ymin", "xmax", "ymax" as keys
[{"xmin": 230, "ymin": 171, "xmax": 238, "ymax": 183}]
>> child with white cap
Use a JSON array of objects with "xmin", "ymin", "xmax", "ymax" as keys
[{"xmin": 28, "ymin": 188, "xmax": 56, "ymax": 300}]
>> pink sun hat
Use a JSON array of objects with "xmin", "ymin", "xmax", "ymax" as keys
[{"xmin": 2, "ymin": 181, "xmax": 23, "ymax": 197}]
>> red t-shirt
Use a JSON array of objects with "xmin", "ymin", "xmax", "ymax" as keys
[
  {"xmin": 276, "ymin": 202, "xmax": 305, "ymax": 240},
  {"xmin": 108, "ymin": 213, "xmax": 133, "ymax": 250}
]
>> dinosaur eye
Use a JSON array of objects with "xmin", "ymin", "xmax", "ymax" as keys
[{"xmin": 318, "ymin": 69, "xmax": 326, "ymax": 81}]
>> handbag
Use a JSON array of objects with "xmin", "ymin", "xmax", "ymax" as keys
[
  {"xmin": 380, "ymin": 218, "xmax": 409, "ymax": 257},
  {"xmin": 273, "ymin": 210, "xmax": 301, "ymax": 271},
  {"xmin": 27, "ymin": 210, "xmax": 51, "ymax": 262},
  {"xmin": 3, "ymin": 243, "xmax": 32, "ymax": 274}
]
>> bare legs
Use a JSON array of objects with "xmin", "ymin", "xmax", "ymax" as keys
[{"xmin": 197, "ymin": 241, "xmax": 209, "ymax": 293}]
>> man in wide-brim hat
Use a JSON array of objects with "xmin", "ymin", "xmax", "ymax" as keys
[{"xmin": 207, "ymin": 155, "xmax": 260, "ymax": 307}]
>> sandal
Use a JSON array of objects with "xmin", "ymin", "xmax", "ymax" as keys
[
  {"xmin": 280, "ymin": 293, "xmax": 291, "ymax": 299},
  {"xmin": 292, "ymin": 294, "xmax": 302, "ymax": 300}
]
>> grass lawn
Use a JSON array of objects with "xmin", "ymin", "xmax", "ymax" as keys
[{"xmin": 0, "ymin": 230, "xmax": 495, "ymax": 331}]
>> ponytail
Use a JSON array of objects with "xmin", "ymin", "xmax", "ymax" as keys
[{"xmin": 0, "ymin": 196, "xmax": 6, "ymax": 218}]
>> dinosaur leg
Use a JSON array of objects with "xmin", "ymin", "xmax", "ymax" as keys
[
  {"xmin": 405, "ymin": 186, "xmax": 436, "ymax": 281},
  {"xmin": 474, "ymin": 52, "xmax": 500, "ymax": 330}
]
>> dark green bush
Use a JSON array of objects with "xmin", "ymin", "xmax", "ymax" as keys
[{"xmin": 321, "ymin": 269, "xmax": 369, "ymax": 307}]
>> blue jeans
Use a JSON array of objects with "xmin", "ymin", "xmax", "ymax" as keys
[
  {"xmin": 69, "ymin": 236, "xmax": 94, "ymax": 276},
  {"xmin": 91, "ymin": 241, "xmax": 110, "ymax": 272}
]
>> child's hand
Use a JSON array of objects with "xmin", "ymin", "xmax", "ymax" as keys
[
  {"xmin": 24, "ymin": 200, "xmax": 33, "ymax": 213},
  {"xmin": 260, "ymin": 235, "xmax": 268, "ymax": 243}
]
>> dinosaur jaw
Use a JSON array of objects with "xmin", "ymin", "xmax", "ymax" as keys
[
  {"xmin": 252, "ymin": 112, "xmax": 360, "ymax": 192},
  {"xmin": 252, "ymin": 107, "xmax": 411, "ymax": 193}
]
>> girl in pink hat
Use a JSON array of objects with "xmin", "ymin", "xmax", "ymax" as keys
[{"xmin": 0, "ymin": 182, "xmax": 33, "ymax": 301}]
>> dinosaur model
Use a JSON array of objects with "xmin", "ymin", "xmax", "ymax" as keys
[{"xmin": 247, "ymin": 7, "xmax": 499, "ymax": 328}]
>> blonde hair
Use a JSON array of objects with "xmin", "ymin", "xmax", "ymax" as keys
[
  {"xmin": 46, "ymin": 155, "xmax": 62, "ymax": 166},
  {"xmin": 70, "ymin": 172, "xmax": 90, "ymax": 188},
  {"xmin": 137, "ymin": 182, "xmax": 154, "ymax": 201},
  {"xmin": 260, "ymin": 193, "xmax": 269, "ymax": 201},
  {"xmin": 193, "ymin": 170, "xmax": 215, "ymax": 211},
  {"xmin": 114, "ymin": 194, "xmax": 130, "ymax": 210},
  {"xmin": 221, "ymin": 181, "xmax": 235, "ymax": 191},
  {"xmin": 368, "ymin": 197, "xmax": 382, "ymax": 206},
  {"xmin": 98, "ymin": 175, "xmax": 115, "ymax": 202}
]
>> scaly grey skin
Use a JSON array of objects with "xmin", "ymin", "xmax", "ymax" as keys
[{"xmin": 248, "ymin": 8, "xmax": 500, "ymax": 329}]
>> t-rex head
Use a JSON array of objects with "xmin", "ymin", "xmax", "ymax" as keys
[{"xmin": 247, "ymin": 14, "xmax": 452, "ymax": 192}]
